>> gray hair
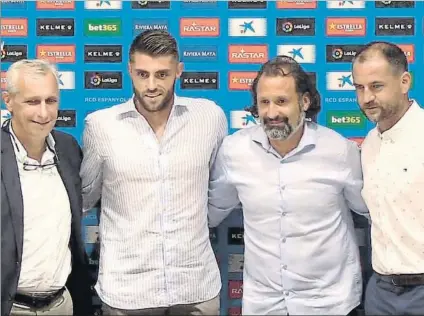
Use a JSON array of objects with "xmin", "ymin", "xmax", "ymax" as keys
[{"xmin": 5, "ymin": 59, "xmax": 59, "ymax": 95}]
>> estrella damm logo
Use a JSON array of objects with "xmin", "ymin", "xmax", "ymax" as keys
[
  {"xmin": 326, "ymin": 111, "xmax": 366, "ymax": 129},
  {"xmin": 84, "ymin": 18, "xmax": 122, "ymax": 36}
]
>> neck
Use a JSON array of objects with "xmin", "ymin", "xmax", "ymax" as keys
[
  {"xmin": 135, "ymin": 98, "xmax": 173, "ymax": 133},
  {"xmin": 269, "ymin": 123, "xmax": 305, "ymax": 157},
  {"xmin": 378, "ymin": 99, "xmax": 411, "ymax": 133},
  {"xmin": 11, "ymin": 121, "xmax": 46, "ymax": 162}
]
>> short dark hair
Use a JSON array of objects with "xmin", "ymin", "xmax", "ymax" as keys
[
  {"xmin": 129, "ymin": 30, "xmax": 179, "ymax": 62},
  {"xmin": 352, "ymin": 41, "xmax": 408, "ymax": 75},
  {"xmin": 246, "ymin": 55, "xmax": 321, "ymax": 121}
]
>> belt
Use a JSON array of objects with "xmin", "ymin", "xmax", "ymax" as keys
[
  {"xmin": 14, "ymin": 287, "xmax": 66, "ymax": 309},
  {"xmin": 376, "ymin": 272, "xmax": 424, "ymax": 286}
]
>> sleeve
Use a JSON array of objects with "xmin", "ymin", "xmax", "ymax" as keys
[
  {"xmin": 208, "ymin": 138, "xmax": 241, "ymax": 227},
  {"xmin": 209, "ymin": 105, "xmax": 229, "ymax": 169},
  {"xmin": 343, "ymin": 140, "xmax": 371, "ymax": 222},
  {"xmin": 79, "ymin": 115, "xmax": 104, "ymax": 212}
]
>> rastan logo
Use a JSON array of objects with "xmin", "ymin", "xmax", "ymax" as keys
[
  {"xmin": 36, "ymin": 18, "xmax": 74, "ymax": 36},
  {"xmin": 228, "ymin": 44, "xmax": 268, "ymax": 63},
  {"xmin": 228, "ymin": 280, "xmax": 243, "ymax": 299},
  {"xmin": 276, "ymin": 18, "xmax": 315, "ymax": 36},
  {"xmin": 326, "ymin": 45, "xmax": 364, "ymax": 62},
  {"xmin": 375, "ymin": 0, "xmax": 415, "ymax": 8},
  {"xmin": 131, "ymin": 0, "xmax": 170, "ymax": 9},
  {"xmin": 228, "ymin": 0, "xmax": 267, "ymax": 9},
  {"xmin": 84, "ymin": 71, "xmax": 122, "ymax": 89},
  {"xmin": 1, "ymin": 42, "xmax": 27, "ymax": 62},
  {"xmin": 375, "ymin": 18, "xmax": 415, "ymax": 36},
  {"xmin": 55, "ymin": 110, "xmax": 76, "ymax": 127},
  {"xmin": 181, "ymin": 45, "xmax": 218, "ymax": 62},
  {"xmin": 133, "ymin": 19, "xmax": 168, "ymax": 35},
  {"xmin": 36, "ymin": 0, "xmax": 75, "ymax": 10},
  {"xmin": 84, "ymin": 45, "xmax": 122, "ymax": 63},
  {"xmin": 209, "ymin": 228, "xmax": 218, "ymax": 243},
  {"xmin": 180, "ymin": 72, "xmax": 218, "ymax": 89},
  {"xmin": 180, "ymin": 18, "xmax": 220, "ymax": 37}
]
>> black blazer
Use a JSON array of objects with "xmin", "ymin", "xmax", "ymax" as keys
[{"xmin": 1, "ymin": 127, "xmax": 93, "ymax": 316}]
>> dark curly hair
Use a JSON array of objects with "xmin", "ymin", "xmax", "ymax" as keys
[{"xmin": 245, "ymin": 55, "xmax": 321, "ymax": 121}]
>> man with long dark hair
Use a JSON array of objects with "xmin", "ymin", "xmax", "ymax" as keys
[{"xmin": 208, "ymin": 56, "xmax": 369, "ymax": 315}]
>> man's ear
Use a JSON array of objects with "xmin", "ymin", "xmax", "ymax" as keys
[
  {"xmin": 2, "ymin": 91, "xmax": 13, "ymax": 113},
  {"xmin": 176, "ymin": 62, "xmax": 184, "ymax": 78}
]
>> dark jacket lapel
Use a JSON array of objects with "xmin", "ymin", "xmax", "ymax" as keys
[{"xmin": 1, "ymin": 129, "xmax": 24, "ymax": 261}]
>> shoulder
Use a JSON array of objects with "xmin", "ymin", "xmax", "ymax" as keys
[
  {"xmin": 52, "ymin": 129, "xmax": 79, "ymax": 148},
  {"xmin": 220, "ymin": 125, "xmax": 259, "ymax": 153},
  {"xmin": 84, "ymin": 103, "xmax": 123, "ymax": 124},
  {"xmin": 178, "ymin": 96, "xmax": 225, "ymax": 118},
  {"xmin": 313, "ymin": 123, "xmax": 358, "ymax": 151}
]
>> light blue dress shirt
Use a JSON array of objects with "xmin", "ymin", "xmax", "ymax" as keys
[{"xmin": 208, "ymin": 121, "xmax": 369, "ymax": 315}]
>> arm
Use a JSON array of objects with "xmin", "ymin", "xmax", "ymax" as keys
[
  {"xmin": 208, "ymin": 138, "xmax": 241, "ymax": 227},
  {"xmin": 80, "ymin": 115, "xmax": 104, "ymax": 212},
  {"xmin": 343, "ymin": 140, "xmax": 370, "ymax": 221}
]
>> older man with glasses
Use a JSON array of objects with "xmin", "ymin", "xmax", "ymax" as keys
[{"xmin": 1, "ymin": 59, "xmax": 93, "ymax": 316}]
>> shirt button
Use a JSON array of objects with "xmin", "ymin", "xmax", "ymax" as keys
[
  {"xmin": 284, "ymin": 290, "xmax": 289, "ymax": 296},
  {"xmin": 282, "ymin": 238, "xmax": 286, "ymax": 243},
  {"xmin": 283, "ymin": 265, "xmax": 287, "ymax": 270},
  {"xmin": 282, "ymin": 212, "xmax": 287, "ymax": 216}
]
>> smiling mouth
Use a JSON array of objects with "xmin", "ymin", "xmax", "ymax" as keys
[
  {"xmin": 33, "ymin": 121, "xmax": 50, "ymax": 125},
  {"xmin": 145, "ymin": 94, "xmax": 161, "ymax": 98}
]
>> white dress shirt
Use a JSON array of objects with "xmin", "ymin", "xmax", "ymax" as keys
[
  {"xmin": 361, "ymin": 100, "xmax": 424, "ymax": 275},
  {"xmin": 209, "ymin": 122, "xmax": 369, "ymax": 315},
  {"xmin": 9, "ymin": 125, "xmax": 72, "ymax": 294},
  {"xmin": 80, "ymin": 95, "xmax": 227, "ymax": 309}
]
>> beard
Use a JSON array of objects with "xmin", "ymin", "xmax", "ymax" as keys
[
  {"xmin": 360, "ymin": 101, "xmax": 398, "ymax": 124},
  {"xmin": 261, "ymin": 106, "xmax": 306, "ymax": 141},
  {"xmin": 133, "ymin": 83, "xmax": 174, "ymax": 113}
]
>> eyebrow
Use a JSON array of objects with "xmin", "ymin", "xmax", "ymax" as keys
[{"xmin": 134, "ymin": 68, "xmax": 171, "ymax": 73}]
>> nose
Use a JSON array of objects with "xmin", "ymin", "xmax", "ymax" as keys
[
  {"xmin": 146, "ymin": 76, "xmax": 157, "ymax": 91},
  {"xmin": 362, "ymin": 88, "xmax": 375, "ymax": 105},
  {"xmin": 38, "ymin": 102, "xmax": 49, "ymax": 121},
  {"xmin": 266, "ymin": 102, "xmax": 280, "ymax": 119}
]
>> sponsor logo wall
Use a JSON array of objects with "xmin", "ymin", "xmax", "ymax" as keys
[{"xmin": 1, "ymin": 1, "xmax": 423, "ymax": 314}]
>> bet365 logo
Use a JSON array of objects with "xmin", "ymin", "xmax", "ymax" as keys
[
  {"xmin": 326, "ymin": 111, "xmax": 366, "ymax": 129},
  {"xmin": 84, "ymin": 19, "xmax": 122, "ymax": 36}
]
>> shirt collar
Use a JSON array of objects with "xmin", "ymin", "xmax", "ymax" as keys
[
  {"xmin": 116, "ymin": 93, "xmax": 188, "ymax": 116},
  {"xmin": 252, "ymin": 120, "xmax": 317, "ymax": 156},
  {"xmin": 377, "ymin": 99, "xmax": 420, "ymax": 141},
  {"xmin": 9, "ymin": 121, "xmax": 56, "ymax": 161}
]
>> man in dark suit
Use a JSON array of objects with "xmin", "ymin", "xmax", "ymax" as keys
[{"xmin": 1, "ymin": 59, "xmax": 93, "ymax": 316}]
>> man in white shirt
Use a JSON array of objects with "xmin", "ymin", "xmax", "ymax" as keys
[
  {"xmin": 1, "ymin": 59, "xmax": 92, "ymax": 316},
  {"xmin": 208, "ymin": 55, "xmax": 369, "ymax": 315},
  {"xmin": 80, "ymin": 30, "xmax": 226, "ymax": 315},
  {"xmin": 352, "ymin": 41, "xmax": 424, "ymax": 315}
]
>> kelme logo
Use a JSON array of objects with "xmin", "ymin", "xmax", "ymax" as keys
[
  {"xmin": 326, "ymin": 111, "xmax": 366, "ymax": 129},
  {"xmin": 84, "ymin": 18, "xmax": 122, "ymax": 36}
]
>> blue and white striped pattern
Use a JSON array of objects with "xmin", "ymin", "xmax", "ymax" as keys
[{"xmin": 80, "ymin": 94, "xmax": 227, "ymax": 309}]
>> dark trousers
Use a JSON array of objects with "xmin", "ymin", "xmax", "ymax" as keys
[{"xmin": 365, "ymin": 272, "xmax": 424, "ymax": 315}]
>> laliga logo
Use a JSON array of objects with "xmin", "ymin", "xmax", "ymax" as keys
[
  {"xmin": 282, "ymin": 22, "xmax": 293, "ymax": 33},
  {"xmin": 332, "ymin": 48, "xmax": 344, "ymax": 60},
  {"xmin": 1, "ymin": 42, "xmax": 6, "ymax": 60},
  {"xmin": 90, "ymin": 73, "xmax": 102, "ymax": 86}
]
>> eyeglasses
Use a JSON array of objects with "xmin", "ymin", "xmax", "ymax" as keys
[{"xmin": 2, "ymin": 119, "xmax": 59, "ymax": 171}]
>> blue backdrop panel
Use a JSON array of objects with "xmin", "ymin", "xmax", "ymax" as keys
[{"xmin": 1, "ymin": 1, "xmax": 423, "ymax": 315}]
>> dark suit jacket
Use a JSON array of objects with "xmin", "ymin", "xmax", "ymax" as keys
[{"xmin": 1, "ymin": 128, "xmax": 93, "ymax": 316}]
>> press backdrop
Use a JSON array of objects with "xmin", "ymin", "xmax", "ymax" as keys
[{"xmin": 1, "ymin": 0, "xmax": 423, "ymax": 315}]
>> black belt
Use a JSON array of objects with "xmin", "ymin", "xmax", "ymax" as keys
[
  {"xmin": 14, "ymin": 287, "xmax": 66, "ymax": 309},
  {"xmin": 376, "ymin": 272, "xmax": 424, "ymax": 286}
]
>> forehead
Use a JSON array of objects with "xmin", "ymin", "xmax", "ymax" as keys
[
  {"xmin": 256, "ymin": 74, "xmax": 296, "ymax": 95},
  {"xmin": 131, "ymin": 52, "xmax": 176, "ymax": 71},
  {"xmin": 16, "ymin": 71, "xmax": 58, "ymax": 98},
  {"xmin": 352, "ymin": 56, "xmax": 394, "ymax": 83}
]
